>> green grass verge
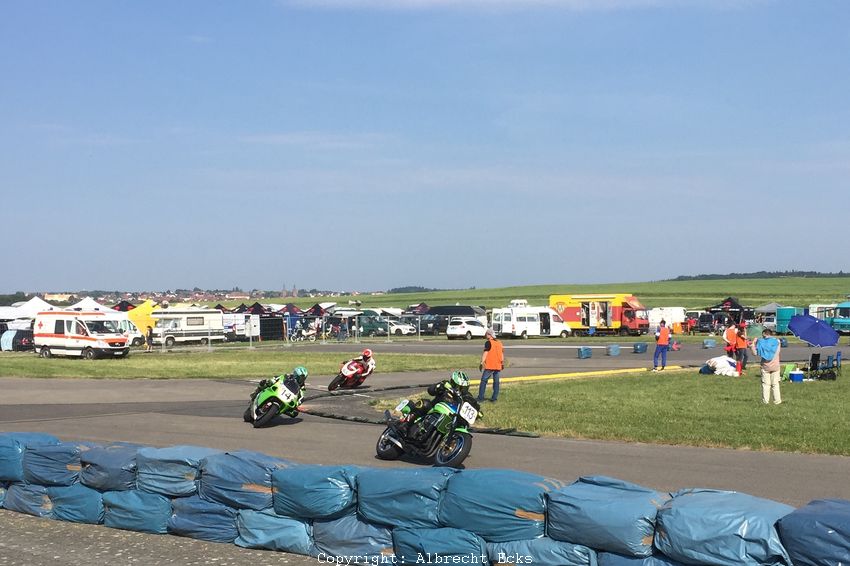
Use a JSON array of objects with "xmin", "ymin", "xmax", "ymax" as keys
[
  {"xmin": 377, "ymin": 368, "xmax": 850, "ymax": 456},
  {"xmin": 0, "ymin": 351, "xmax": 479, "ymax": 379}
]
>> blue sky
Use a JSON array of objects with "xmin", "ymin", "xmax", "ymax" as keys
[{"xmin": 2, "ymin": 0, "xmax": 848, "ymax": 293}]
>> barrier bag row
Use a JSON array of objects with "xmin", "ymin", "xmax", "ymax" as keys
[{"xmin": 2, "ymin": 432, "xmax": 850, "ymax": 565}]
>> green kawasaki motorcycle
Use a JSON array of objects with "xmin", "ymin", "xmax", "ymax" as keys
[
  {"xmin": 243, "ymin": 367, "xmax": 308, "ymax": 428},
  {"xmin": 376, "ymin": 388, "xmax": 482, "ymax": 468}
]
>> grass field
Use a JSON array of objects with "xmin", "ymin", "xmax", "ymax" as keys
[
  {"xmin": 216, "ymin": 276, "xmax": 850, "ymax": 311},
  {"xmin": 462, "ymin": 368, "xmax": 850, "ymax": 456},
  {"xmin": 0, "ymin": 350, "xmax": 478, "ymax": 379}
]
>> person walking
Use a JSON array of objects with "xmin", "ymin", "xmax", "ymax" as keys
[
  {"xmin": 145, "ymin": 325, "xmax": 154, "ymax": 352},
  {"xmin": 751, "ymin": 328, "xmax": 782, "ymax": 405},
  {"xmin": 735, "ymin": 322, "xmax": 749, "ymax": 372},
  {"xmin": 652, "ymin": 320, "xmax": 672, "ymax": 371},
  {"xmin": 477, "ymin": 329, "xmax": 504, "ymax": 402},
  {"xmin": 722, "ymin": 320, "xmax": 738, "ymax": 362}
]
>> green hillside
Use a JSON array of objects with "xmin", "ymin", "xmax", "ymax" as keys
[{"xmin": 229, "ymin": 277, "xmax": 850, "ymax": 311}]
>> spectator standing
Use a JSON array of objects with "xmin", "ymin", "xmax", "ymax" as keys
[
  {"xmin": 735, "ymin": 322, "xmax": 749, "ymax": 372},
  {"xmin": 477, "ymin": 329, "xmax": 504, "ymax": 402},
  {"xmin": 145, "ymin": 326, "xmax": 154, "ymax": 352},
  {"xmin": 652, "ymin": 320, "xmax": 672, "ymax": 371},
  {"xmin": 751, "ymin": 328, "xmax": 782, "ymax": 404},
  {"xmin": 722, "ymin": 320, "xmax": 738, "ymax": 363}
]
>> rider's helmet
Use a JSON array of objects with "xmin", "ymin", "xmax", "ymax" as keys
[
  {"xmin": 362, "ymin": 348, "xmax": 372, "ymax": 360},
  {"xmin": 450, "ymin": 370, "xmax": 469, "ymax": 388},
  {"xmin": 293, "ymin": 365, "xmax": 308, "ymax": 385}
]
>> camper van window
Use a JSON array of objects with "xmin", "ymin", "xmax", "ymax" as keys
[
  {"xmin": 636, "ymin": 311, "xmax": 648, "ymax": 320},
  {"xmin": 55, "ymin": 320, "xmax": 65, "ymax": 334},
  {"xmin": 528, "ymin": 315, "xmax": 539, "ymax": 323},
  {"xmin": 157, "ymin": 319, "xmax": 179, "ymax": 329},
  {"xmin": 504, "ymin": 314, "xmax": 512, "ymax": 322},
  {"xmin": 517, "ymin": 316, "xmax": 527, "ymax": 322},
  {"xmin": 186, "ymin": 317, "xmax": 205, "ymax": 327},
  {"xmin": 553, "ymin": 314, "xmax": 564, "ymax": 323}
]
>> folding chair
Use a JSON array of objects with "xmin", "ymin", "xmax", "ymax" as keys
[
  {"xmin": 835, "ymin": 351, "xmax": 842, "ymax": 377},
  {"xmin": 804, "ymin": 353, "xmax": 821, "ymax": 380}
]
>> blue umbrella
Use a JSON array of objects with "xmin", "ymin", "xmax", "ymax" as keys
[{"xmin": 787, "ymin": 314, "xmax": 839, "ymax": 347}]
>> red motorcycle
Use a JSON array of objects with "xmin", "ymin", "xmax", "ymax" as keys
[{"xmin": 327, "ymin": 350, "xmax": 376, "ymax": 391}]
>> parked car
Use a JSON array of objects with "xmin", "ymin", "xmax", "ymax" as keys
[
  {"xmin": 446, "ymin": 317, "xmax": 487, "ymax": 340},
  {"xmin": 358, "ymin": 316, "xmax": 388, "ymax": 337},
  {"xmin": 13, "ymin": 329, "xmax": 34, "ymax": 351},
  {"xmin": 761, "ymin": 316, "xmax": 777, "ymax": 331},
  {"xmin": 387, "ymin": 320, "xmax": 417, "ymax": 336}
]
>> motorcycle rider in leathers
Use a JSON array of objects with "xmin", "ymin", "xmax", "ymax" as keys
[{"xmin": 403, "ymin": 371, "xmax": 478, "ymax": 435}]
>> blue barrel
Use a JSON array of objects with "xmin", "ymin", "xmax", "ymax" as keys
[
  {"xmin": 779, "ymin": 338, "xmax": 788, "ymax": 347},
  {"xmin": 606, "ymin": 344, "xmax": 621, "ymax": 356},
  {"xmin": 577, "ymin": 347, "xmax": 592, "ymax": 359},
  {"xmin": 703, "ymin": 339, "xmax": 716, "ymax": 349},
  {"xmin": 633, "ymin": 343, "xmax": 648, "ymax": 354}
]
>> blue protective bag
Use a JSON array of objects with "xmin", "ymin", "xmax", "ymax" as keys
[
  {"xmin": 487, "ymin": 537, "xmax": 599, "ymax": 566},
  {"xmin": 0, "ymin": 433, "xmax": 60, "ymax": 482},
  {"xmin": 547, "ymin": 476, "xmax": 669, "ymax": 557},
  {"xmin": 199, "ymin": 450, "xmax": 295, "ymax": 511},
  {"xmin": 776, "ymin": 498, "xmax": 850, "ymax": 566},
  {"xmin": 392, "ymin": 527, "xmax": 487, "ymax": 565},
  {"xmin": 273, "ymin": 464, "xmax": 358, "ymax": 519},
  {"xmin": 439, "ymin": 468, "xmax": 567, "ymax": 542},
  {"xmin": 136, "ymin": 445, "xmax": 222, "ymax": 497},
  {"xmin": 103, "ymin": 489, "xmax": 172, "ymax": 534},
  {"xmin": 80, "ymin": 444, "xmax": 141, "ymax": 492},
  {"xmin": 48, "ymin": 483, "xmax": 105, "ymax": 524},
  {"xmin": 0, "ymin": 482, "xmax": 6, "ymax": 507},
  {"xmin": 2, "ymin": 483, "xmax": 53, "ymax": 517},
  {"xmin": 313, "ymin": 512, "xmax": 395, "ymax": 561},
  {"xmin": 23, "ymin": 441, "xmax": 100, "ymax": 486},
  {"xmin": 598, "ymin": 553, "xmax": 684, "ymax": 566},
  {"xmin": 167, "ymin": 495, "xmax": 238, "ymax": 543},
  {"xmin": 357, "ymin": 467, "xmax": 456, "ymax": 529},
  {"xmin": 235, "ymin": 509, "xmax": 316, "ymax": 555},
  {"xmin": 654, "ymin": 488, "xmax": 794, "ymax": 566}
]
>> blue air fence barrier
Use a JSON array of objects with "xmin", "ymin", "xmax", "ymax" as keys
[
  {"xmin": 235, "ymin": 509, "xmax": 316, "ymax": 555},
  {"xmin": 392, "ymin": 527, "xmax": 487, "ymax": 566},
  {"xmin": 80, "ymin": 444, "xmax": 141, "ymax": 492},
  {"xmin": 167, "ymin": 495, "xmax": 239, "ymax": 543},
  {"xmin": 8, "ymin": 432, "xmax": 850, "ymax": 565},
  {"xmin": 487, "ymin": 537, "xmax": 598, "ymax": 566},
  {"xmin": 780, "ymin": 337, "xmax": 789, "ymax": 347},
  {"xmin": 578, "ymin": 346, "xmax": 593, "ymax": 359},
  {"xmin": 0, "ymin": 432, "xmax": 60, "ymax": 482},
  {"xmin": 607, "ymin": 344, "xmax": 621, "ymax": 356},
  {"xmin": 777, "ymin": 498, "xmax": 850, "ymax": 566},
  {"xmin": 272, "ymin": 464, "xmax": 359, "ymax": 519},
  {"xmin": 313, "ymin": 512, "xmax": 395, "ymax": 562},
  {"xmin": 0, "ymin": 482, "xmax": 6, "ymax": 507},
  {"xmin": 200, "ymin": 450, "xmax": 295, "ymax": 511},
  {"xmin": 23, "ymin": 441, "xmax": 101, "ymax": 487},
  {"xmin": 136, "ymin": 445, "xmax": 222, "ymax": 497},
  {"xmin": 633, "ymin": 343, "xmax": 648, "ymax": 354},
  {"xmin": 703, "ymin": 339, "xmax": 717, "ymax": 349}
]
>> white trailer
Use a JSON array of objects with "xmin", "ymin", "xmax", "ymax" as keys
[
  {"xmin": 491, "ymin": 305, "xmax": 571, "ymax": 338},
  {"xmin": 151, "ymin": 309, "xmax": 225, "ymax": 347},
  {"xmin": 648, "ymin": 307, "xmax": 687, "ymax": 329},
  {"xmin": 222, "ymin": 313, "xmax": 261, "ymax": 341}
]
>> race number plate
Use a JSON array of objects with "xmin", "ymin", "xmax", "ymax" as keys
[
  {"xmin": 459, "ymin": 402, "xmax": 478, "ymax": 425},
  {"xmin": 280, "ymin": 387, "xmax": 297, "ymax": 403},
  {"xmin": 395, "ymin": 400, "xmax": 409, "ymax": 412}
]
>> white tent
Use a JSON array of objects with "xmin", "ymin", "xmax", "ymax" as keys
[
  {"xmin": 8, "ymin": 296, "xmax": 57, "ymax": 319},
  {"xmin": 68, "ymin": 297, "xmax": 114, "ymax": 312}
]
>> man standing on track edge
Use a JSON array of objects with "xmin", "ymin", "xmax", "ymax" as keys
[
  {"xmin": 652, "ymin": 319, "xmax": 671, "ymax": 371},
  {"xmin": 477, "ymin": 328, "xmax": 504, "ymax": 402}
]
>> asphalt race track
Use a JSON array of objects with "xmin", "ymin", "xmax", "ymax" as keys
[{"xmin": 1, "ymin": 339, "xmax": 848, "ymax": 564}]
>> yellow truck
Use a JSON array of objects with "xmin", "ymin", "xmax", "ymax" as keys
[{"xmin": 548, "ymin": 293, "xmax": 649, "ymax": 336}]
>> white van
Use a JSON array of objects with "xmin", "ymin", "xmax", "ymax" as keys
[
  {"xmin": 34, "ymin": 311, "xmax": 130, "ymax": 359},
  {"xmin": 151, "ymin": 309, "xmax": 225, "ymax": 347},
  {"xmin": 491, "ymin": 306, "xmax": 571, "ymax": 338}
]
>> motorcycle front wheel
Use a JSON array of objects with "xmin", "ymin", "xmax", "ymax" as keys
[
  {"xmin": 327, "ymin": 374, "xmax": 345, "ymax": 391},
  {"xmin": 243, "ymin": 406, "xmax": 254, "ymax": 422},
  {"xmin": 376, "ymin": 427, "xmax": 404, "ymax": 460},
  {"xmin": 253, "ymin": 400, "xmax": 281, "ymax": 428},
  {"xmin": 434, "ymin": 432, "xmax": 472, "ymax": 468}
]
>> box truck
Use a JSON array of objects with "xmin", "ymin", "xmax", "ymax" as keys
[
  {"xmin": 491, "ymin": 302, "xmax": 571, "ymax": 338},
  {"xmin": 549, "ymin": 293, "xmax": 649, "ymax": 336}
]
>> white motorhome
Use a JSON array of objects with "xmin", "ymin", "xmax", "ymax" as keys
[
  {"xmin": 151, "ymin": 309, "xmax": 225, "ymax": 347},
  {"xmin": 222, "ymin": 313, "xmax": 261, "ymax": 341},
  {"xmin": 33, "ymin": 310, "xmax": 130, "ymax": 359},
  {"xmin": 808, "ymin": 304, "xmax": 837, "ymax": 320},
  {"xmin": 648, "ymin": 307, "xmax": 687, "ymax": 330},
  {"xmin": 491, "ymin": 305, "xmax": 571, "ymax": 338}
]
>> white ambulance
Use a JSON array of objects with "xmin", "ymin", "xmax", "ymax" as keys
[{"xmin": 33, "ymin": 311, "xmax": 130, "ymax": 359}]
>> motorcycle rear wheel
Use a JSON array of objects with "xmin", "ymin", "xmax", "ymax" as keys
[
  {"xmin": 253, "ymin": 400, "xmax": 281, "ymax": 428},
  {"xmin": 376, "ymin": 427, "xmax": 404, "ymax": 460},
  {"xmin": 327, "ymin": 374, "xmax": 345, "ymax": 391},
  {"xmin": 434, "ymin": 432, "xmax": 472, "ymax": 468}
]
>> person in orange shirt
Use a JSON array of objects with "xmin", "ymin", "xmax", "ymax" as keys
[
  {"xmin": 722, "ymin": 320, "xmax": 738, "ymax": 359},
  {"xmin": 477, "ymin": 328, "xmax": 504, "ymax": 402},
  {"xmin": 735, "ymin": 322, "xmax": 749, "ymax": 372},
  {"xmin": 652, "ymin": 320, "xmax": 672, "ymax": 371}
]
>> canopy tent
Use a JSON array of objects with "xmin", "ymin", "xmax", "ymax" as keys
[
  {"xmin": 706, "ymin": 297, "xmax": 754, "ymax": 323},
  {"xmin": 407, "ymin": 303, "xmax": 429, "ymax": 315},
  {"xmin": 245, "ymin": 302, "xmax": 270, "ymax": 315},
  {"xmin": 0, "ymin": 306, "xmax": 22, "ymax": 321},
  {"xmin": 754, "ymin": 302, "xmax": 783, "ymax": 314},
  {"xmin": 68, "ymin": 297, "xmax": 114, "ymax": 312},
  {"xmin": 11, "ymin": 297, "xmax": 57, "ymax": 318},
  {"xmin": 231, "ymin": 303, "xmax": 249, "ymax": 313},
  {"xmin": 112, "ymin": 300, "xmax": 137, "ymax": 311},
  {"xmin": 305, "ymin": 303, "xmax": 328, "ymax": 317},
  {"xmin": 426, "ymin": 305, "xmax": 487, "ymax": 317},
  {"xmin": 279, "ymin": 303, "xmax": 304, "ymax": 315},
  {"xmin": 213, "ymin": 304, "xmax": 231, "ymax": 313}
]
